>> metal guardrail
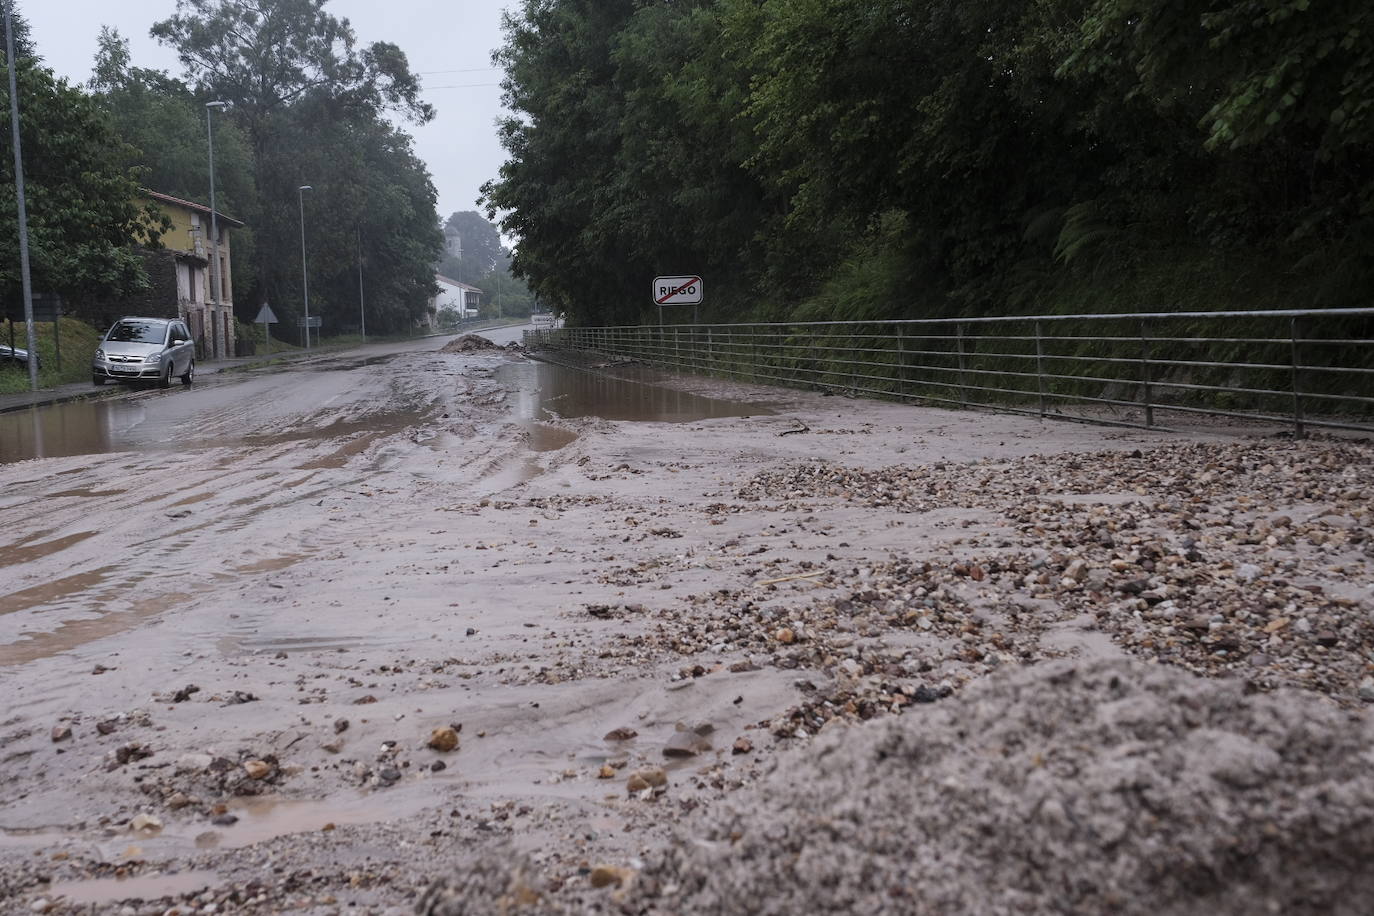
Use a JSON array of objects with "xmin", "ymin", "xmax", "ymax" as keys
[{"xmin": 523, "ymin": 308, "xmax": 1374, "ymax": 435}]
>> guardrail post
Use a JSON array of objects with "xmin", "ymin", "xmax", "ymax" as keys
[
  {"xmin": 897, "ymin": 325, "xmax": 908, "ymax": 399},
  {"xmin": 1035, "ymin": 320, "xmax": 1047, "ymax": 418},
  {"xmin": 956, "ymin": 322, "xmax": 969, "ymax": 407},
  {"xmin": 1140, "ymin": 318, "xmax": 1154, "ymax": 428},
  {"xmin": 1290, "ymin": 316, "xmax": 1305, "ymax": 439}
]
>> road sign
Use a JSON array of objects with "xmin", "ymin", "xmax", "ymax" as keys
[
  {"xmin": 296, "ymin": 316, "xmax": 323, "ymax": 328},
  {"xmin": 254, "ymin": 303, "xmax": 279, "ymax": 324},
  {"xmin": 653, "ymin": 276, "xmax": 702, "ymax": 306}
]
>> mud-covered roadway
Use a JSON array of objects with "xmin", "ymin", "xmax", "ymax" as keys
[{"xmin": 1, "ymin": 331, "xmax": 1371, "ymax": 914}]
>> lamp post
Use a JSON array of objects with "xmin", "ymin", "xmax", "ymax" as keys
[
  {"xmin": 205, "ymin": 100, "xmax": 227, "ymax": 360},
  {"xmin": 5, "ymin": 5, "xmax": 37, "ymax": 391},
  {"xmin": 298, "ymin": 185, "xmax": 312, "ymax": 348}
]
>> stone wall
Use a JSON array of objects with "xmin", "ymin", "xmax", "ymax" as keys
[{"xmin": 68, "ymin": 248, "xmax": 181, "ymax": 331}]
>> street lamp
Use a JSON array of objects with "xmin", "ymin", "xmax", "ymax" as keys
[
  {"xmin": 298, "ymin": 185, "xmax": 312, "ymax": 348},
  {"xmin": 205, "ymin": 100, "xmax": 227, "ymax": 360}
]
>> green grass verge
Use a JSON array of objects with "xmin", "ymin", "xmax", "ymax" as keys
[{"xmin": 0, "ymin": 318, "xmax": 103, "ymax": 394}]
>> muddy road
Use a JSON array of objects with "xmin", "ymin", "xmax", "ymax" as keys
[{"xmin": 1, "ymin": 333, "xmax": 1371, "ymax": 914}]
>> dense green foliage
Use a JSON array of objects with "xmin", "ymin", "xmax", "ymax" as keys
[
  {"xmin": 0, "ymin": 11, "xmax": 166, "ymax": 307},
  {"xmin": 483, "ymin": 0, "xmax": 1374, "ymax": 326}
]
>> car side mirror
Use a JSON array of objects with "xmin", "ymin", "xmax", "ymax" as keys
[{"xmin": 171, "ymin": 337, "xmax": 187, "ymax": 346}]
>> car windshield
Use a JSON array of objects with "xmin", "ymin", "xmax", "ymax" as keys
[{"xmin": 107, "ymin": 321, "xmax": 167, "ymax": 344}]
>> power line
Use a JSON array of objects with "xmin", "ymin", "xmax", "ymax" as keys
[
  {"xmin": 423, "ymin": 82, "xmax": 502, "ymax": 90},
  {"xmin": 417, "ymin": 67, "xmax": 501, "ymax": 75}
]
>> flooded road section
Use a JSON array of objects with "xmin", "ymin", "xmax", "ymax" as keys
[
  {"xmin": 500, "ymin": 359, "xmax": 771, "ymax": 423},
  {"xmin": 0, "ymin": 331, "xmax": 812, "ymax": 910}
]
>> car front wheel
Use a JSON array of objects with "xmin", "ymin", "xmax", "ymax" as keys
[
  {"xmin": 92, "ymin": 374, "xmax": 105, "ymax": 386},
  {"xmin": 158, "ymin": 362, "xmax": 172, "ymax": 389},
  {"xmin": 181, "ymin": 359, "xmax": 195, "ymax": 386}
]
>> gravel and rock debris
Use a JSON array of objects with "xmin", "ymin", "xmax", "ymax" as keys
[
  {"xmin": 5, "ymin": 338, "xmax": 1373, "ymax": 914},
  {"xmin": 420, "ymin": 658, "xmax": 1374, "ymax": 916}
]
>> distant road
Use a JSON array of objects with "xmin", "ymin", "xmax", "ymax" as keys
[{"xmin": 473, "ymin": 321, "xmax": 534, "ymax": 347}]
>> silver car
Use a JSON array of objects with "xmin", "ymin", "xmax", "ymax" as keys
[{"xmin": 92, "ymin": 317, "xmax": 196, "ymax": 388}]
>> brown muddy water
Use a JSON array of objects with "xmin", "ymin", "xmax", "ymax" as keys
[
  {"xmin": 500, "ymin": 360, "xmax": 770, "ymax": 423},
  {"xmin": 1, "ymin": 357, "xmax": 766, "ymax": 465},
  {"xmin": 0, "ymin": 400, "xmax": 156, "ymax": 464},
  {"xmin": 41, "ymin": 870, "xmax": 222, "ymax": 905}
]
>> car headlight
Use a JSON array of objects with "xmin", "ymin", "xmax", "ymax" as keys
[
  {"xmin": 143, "ymin": 353, "xmax": 163, "ymax": 363},
  {"xmin": 94, "ymin": 349, "xmax": 105, "ymax": 360}
]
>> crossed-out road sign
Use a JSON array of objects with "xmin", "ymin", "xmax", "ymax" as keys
[{"xmin": 653, "ymin": 276, "xmax": 702, "ymax": 306}]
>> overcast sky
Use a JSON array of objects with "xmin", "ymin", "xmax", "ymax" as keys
[{"xmin": 24, "ymin": 0, "xmax": 514, "ymax": 225}]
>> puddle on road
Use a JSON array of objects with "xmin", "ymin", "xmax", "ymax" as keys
[
  {"xmin": 0, "ymin": 591, "xmax": 192, "ymax": 667},
  {"xmin": 0, "ymin": 398, "xmax": 428, "ymax": 465},
  {"xmin": 0, "ymin": 401, "xmax": 156, "ymax": 464},
  {"xmin": 197, "ymin": 793, "xmax": 431, "ymax": 849},
  {"xmin": 528, "ymin": 423, "xmax": 578, "ymax": 452},
  {"xmin": 46, "ymin": 488, "xmax": 128, "ymax": 499},
  {"xmin": 499, "ymin": 361, "xmax": 770, "ymax": 423},
  {"xmin": 0, "ymin": 531, "xmax": 97, "ymax": 569},
  {"xmin": 42, "ymin": 870, "xmax": 221, "ymax": 905},
  {"xmin": 0, "ymin": 567, "xmax": 115, "ymax": 617}
]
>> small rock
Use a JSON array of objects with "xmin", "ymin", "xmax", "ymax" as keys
[
  {"xmin": 1235, "ymin": 563, "xmax": 1262, "ymax": 583},
  {"xmin": 176, "ymin": 753, "xmax": 213, "ymax": 774},
  {"xmin": 625, "ymin": 767, "xmax": 667, "ymax": 794},
  {"xmin": 50, "ymin": 725, "xmax": 71, "ymax": 743},
  {"xmin": 1359, "ymin": 678, "xmax": 1374, "ymax": 703},
  {"xmin": 589, "ymin": 865, "xmax": 634, "ymax": 889},
  {"xmin": 1064, "ymin": 559, "xmax": 1088, "ymax": 582},
  {"xmin": 431, "ymin": 760, "xmax": 447, "ymax": 773},
  {"xmin": 172, "ymin": 684, "xmax": 201, "ymax": 703},
  {"xmin": 1314, "ymin": 630, "xmax": 1339, "ymax": 647},
  {"xmin": 334, "ymin": 718, "xmax": 350, "ymax": 734},
  {"xmin": 911, "ymin": 686, "xmax": 943, "ymax": 703},
  {"xmin": 243, "ymin": 760, "xmax": 272, "ymax": 780},
  {"xmin": 775, "ymin": 627, "xmax": 795, "ymax": 644},
  {"xmin": 353, "ymin": 695, "xmax": 378, "ymax": 705},
  {"xmin": 604, "ymin": 727, "xmax": 638, "ymax": 741},
  {"xmin": 598, "ymin": 764, "xmax": 616, "ymax": 779},
  {"xmin": 427, "ymin": 726, "xmax": 460, "ymax": 752},
  {"xmin": 210, "ymin": 813, "xmax": 238, "ymax": 827},
  {"xmin": 29, "ymin": 898, "xmax": 51, "ymax": 913},
  {"xmin": 377, "ymin": 767, "xmax": 402, "ymax": 786},
  {"xmin": 663, "ymin": 730, "xmax": 711, "ymax": 758},
  {"xmin": 732, "ymin": 737, "xmax": 753, "ymax": 755},
  {"xmin": 321, "ymin": 739, "xmax": 344, "ymax": 754},
  {"xmin": 96, "ymin": 720, "xmax": 118, "ymax": 736},
  {"xmin": 166, "ymin": 792, "xmax": 192, "ymax": 810},
  {"xmin": 129, "ymin": 814, "xmax": 163, "ymax": 834}
]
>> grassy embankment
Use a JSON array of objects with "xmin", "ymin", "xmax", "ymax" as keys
[{"xmin": 0, "ymin": 318, "xmax": 103, "ymax": 394}]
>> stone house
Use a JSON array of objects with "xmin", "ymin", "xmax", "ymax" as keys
[
  {"xmin": 142, "ymin": 190, "xmax": 245, "ymax": 360},
  {"xmin": 76, "ymin": 191, "xmax": 246, "ymax": 360}
]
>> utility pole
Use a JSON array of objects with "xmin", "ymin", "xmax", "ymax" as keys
[
  {"xmin": 5, "ymin": 5, "xmax": 37, "ymax": 391},
  {"xmin": 357, "ymin": 228, "xmax": 366, "ymax": 341},
  {"xmin": 298, "ymin": 185, "xmax": 312, "ymax": 348},
  {"xmin": 206, "ymin": 100, "xmax": 227, "ymax": 360}
]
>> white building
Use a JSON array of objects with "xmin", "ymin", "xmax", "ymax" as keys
[{"xmin": 431, "ymin": 274, "xmax": 483, "ymax": 325}]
